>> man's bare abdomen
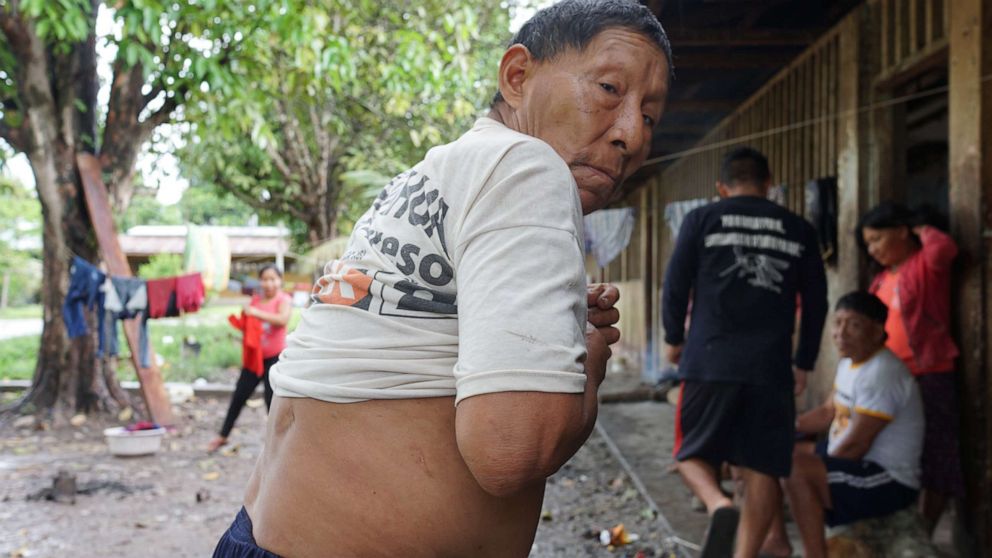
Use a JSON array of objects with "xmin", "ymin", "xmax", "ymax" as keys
[{"xmin": 245, "ymin": 396, "xmax": 545, "ymax": 557}]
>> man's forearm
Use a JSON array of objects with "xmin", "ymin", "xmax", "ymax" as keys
[{"xmin": 796, "ymin": 405, "xmax": 833, "ymax": 434}]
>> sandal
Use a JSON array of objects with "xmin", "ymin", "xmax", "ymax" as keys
[{"xmin": 700, "ymin": 506, "xmax": 740, "ymax": 558}]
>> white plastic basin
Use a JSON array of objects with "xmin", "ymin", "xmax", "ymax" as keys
[{"xmin": 103, "ymin": 426, "xmax": 166, "ymax": 456}]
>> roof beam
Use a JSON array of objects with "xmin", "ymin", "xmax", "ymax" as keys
[
  {"xmin": 671, "ymin": 51, "xmax": 797, "ymax": 70},
  {"xmin": 664, "ymin": 99, "xmax": 739, "ymax": 112},
  {"xmin": 665, "ymin": 29, "xmax": 818, "ymax": 47}
]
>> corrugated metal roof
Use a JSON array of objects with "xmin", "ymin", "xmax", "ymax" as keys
[{"xmin": 118, "ymin": 229, "xmax": 289, "ymax": 257}]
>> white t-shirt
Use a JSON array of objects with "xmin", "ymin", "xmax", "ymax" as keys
[
  {"xmin": 270, "ymin": 118, "xmax": 588, "ymax": 405},
  {"xmin": 829, "ymin": 348, "xmax": 925, "ymax": 488}
]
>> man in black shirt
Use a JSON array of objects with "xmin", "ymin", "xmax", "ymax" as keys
[{"xmin": 662, "ymin": 147, "xmax": 828, "ymax": 558}]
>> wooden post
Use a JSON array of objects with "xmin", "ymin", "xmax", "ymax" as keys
[
  {"xmin": 76, "ymin": 154, "xmax": 175, "ymax": 427},
  {"xmin": 836, "ymin": 14, "xmax": 863, "ymax": 296},
  {"xmin": 948, "ymin": 0, "xmax": 991, "ymax": 550}
]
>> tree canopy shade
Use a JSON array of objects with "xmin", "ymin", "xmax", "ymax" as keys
[{"xmin": 179, "ymin": 0, "xmax": 510, "ymax": 246}]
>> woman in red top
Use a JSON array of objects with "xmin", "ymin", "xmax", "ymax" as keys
[
  {"xmin": 208, "ymin": 265, "xmax": 293, "ymax": 453},
  {"xmin": 858, "ymin": 202, "xmax": 962, "ymax": 534}
]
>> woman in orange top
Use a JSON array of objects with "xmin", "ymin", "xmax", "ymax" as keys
[
  {"xmin": 858, "ymin": 202, "xmax": 961, "ymax": 534},
  {"xmin": 208, "ymin": 265, "xmax": 293, "ymax": 453}
]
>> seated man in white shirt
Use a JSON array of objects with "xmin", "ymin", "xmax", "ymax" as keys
[{"xmin": 785, "ymin": 291, "xmax": 924, "ymax": 558}]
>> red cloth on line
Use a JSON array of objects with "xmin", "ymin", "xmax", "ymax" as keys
[
  {"xmin": 228, "ymin": 312, "xmax": 264, "ymax": 377},
  {"xmin": 146, "ymin": 277, "xmax": 178, "ymax": 319},
  {"xmin": 176, "ymin": 272, "xmax": 205, "ymax": 313}
]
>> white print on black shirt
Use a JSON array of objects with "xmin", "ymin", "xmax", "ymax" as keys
[
  {"xmin": 704, "ymin": 232, "xmax": 803, "ymax": 257},
  {"xmin": 719, "ymin": 246, "xmax": 790, "ymax": 293},
  {"xmin": 720, "ymin": 214, "xmax": 786, "ymax": 234}
]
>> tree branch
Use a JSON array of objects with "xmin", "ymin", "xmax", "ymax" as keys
[
  {"xmin": 212, "ymin": 172, "xmax": 309, "ymax": 222},
  {"xmin": 0, "ymin": 118, "xmax": 26, "ymax": 153}
]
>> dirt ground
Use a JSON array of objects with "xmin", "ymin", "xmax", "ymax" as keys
[{"xmin": 0, "ymin": 392, "xmax": 678, "ymax": 558}]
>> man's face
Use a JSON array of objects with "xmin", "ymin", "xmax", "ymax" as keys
[
  {"xmin": 831, "ymin": 308, "xmax": 884, "ymax": 361},
  {"xmin": 515, "ymin": 29, "xmax": 669, "ymax": 214}
]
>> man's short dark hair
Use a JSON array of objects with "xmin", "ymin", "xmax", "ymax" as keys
[
  {"xmin": 492, "ymin": 0, "xmax": 673, "ymax": 105},
  {"xmin": 835, "ymin": 291, "xmax": 889, "ymax": 325},
  {"xmin": 719, "ymin": 146, "xmax": 771, "ymax": 187}
]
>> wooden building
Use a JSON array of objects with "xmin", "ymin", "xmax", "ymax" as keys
[{"xmin": 607, "ymin": 0, "xmax": 991, "ymax": 550}]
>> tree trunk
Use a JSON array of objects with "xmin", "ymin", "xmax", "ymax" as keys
[
  {"xmin": 17, "ymin": 146, "xmax": 129, "ymax": 421},
  {"xmin": 1, "ymin": 6, "xmax": 130, "ymax": 419}
]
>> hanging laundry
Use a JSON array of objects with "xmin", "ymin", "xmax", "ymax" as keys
[
  {"xmin": 184, "ymin": 225, "xmax": 231, "ymax": 292},
  {"xmin": 228, "ymin": 312, "xmax": 264, "ymax": 376},
  {"xmin": 209, "ymin": 228, "xmax": 231, "ymax": 292},
  {"xmin": 102, "ymin": 277, "xmax": 123, "ymax": 314},
  {"xmin": 176, "ymin": 272, "xmax": 205, "ymax": 313},
  {"xmin": 664, "ymin": 198, "xmax": 711, "ymax": 238},
  {"xmin": 146, "ymin": 276, "xmax": 179, "ymax": 319},
  {"xmin": 584, "ymin": 207, "xmax": 636, "ymax": 268},
  {"xmin": 102, "ymin": 283, "xmax": 152, "ymax": 368},
  {"xmin": 63, "ymin": 256, "xmax": 106, "ymax": 340},
  {"xmin": 109, "ymin": 276, "xmax": 147, "ymax": 318}
]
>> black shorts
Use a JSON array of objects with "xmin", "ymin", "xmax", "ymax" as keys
[
  {"xmin": 816, "ymin": 444, "xmax": 919, "ymax": 527},
  {"xmin": 674, "ymin": 380, "xmax": 795, "ymax": 478},
  {"xmin": 214, "ymin": 507, "xmax": 281, "ymax": 557}
]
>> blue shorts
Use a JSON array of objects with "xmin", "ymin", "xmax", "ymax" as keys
[
  {"xmin": 213, "ymin": 507, "xmax": 281, "ymax": 558},
  {"xmin": 817, "ymin": 444, "xmax": 918, "ymax": 527}
]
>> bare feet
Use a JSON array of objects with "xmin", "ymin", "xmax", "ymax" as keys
[{"xmin": 206, "ymin": 436, "xmax": 228, "ymax": 453}]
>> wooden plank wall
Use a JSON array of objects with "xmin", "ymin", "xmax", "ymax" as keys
[
  {"xmin": 599, "ymin": 0, "xmax": 953, "ymax": 384},
  {"xmin": 875, "ymin": 0, "xmax": 949, "ymax": 86},
  {"xmin": 596, "ymin": 14, "xmax": 847, "ymax": 378}
]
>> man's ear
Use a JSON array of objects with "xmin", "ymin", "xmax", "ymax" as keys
[
  {"xmin": 716, "ymin": 181, "xmax": 730, "ymax": 199},
  {"xmin": 497, "ymin": 44, "xmax": 533, "ymax": 109}
]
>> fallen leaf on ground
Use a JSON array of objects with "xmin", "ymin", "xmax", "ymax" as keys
[
  {"xmin": 220, "ymin": 444, "xmax": 241, "ymax": 457},
  {"xmin": 202, "ymin": 471, "xmax": 221, "ymax": 481},
  {"xmin": 118, "ymin": 407, "xmax": 134, "ymax": 422},
  {"xmin": 69, "ymin": 414, "xmax": 87, "ymax": 427}
]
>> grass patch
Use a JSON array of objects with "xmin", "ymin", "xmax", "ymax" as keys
[
  {"xmin": 0, "ymin": 304, "xmax": 304, "ymax": 384},
  {"xmin": 0, "ymin": 334, "xmax": 40, "ymax": 380},
  {"xmin": 0, "ymin": 304, "xmax": 42, "ymax": 319}
]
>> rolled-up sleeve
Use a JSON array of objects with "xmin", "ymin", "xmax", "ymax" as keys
[{"xmin": 451, "ymin": 141, "xmax": 588, "ymax": 405}]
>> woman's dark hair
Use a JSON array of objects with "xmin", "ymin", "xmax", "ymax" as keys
[
  {"xmin": 491, "ymin": 0, "xmax": 673, "ymax": 105},
  {"xmin": 258, "ymin": 264, "xmax": 283, "ymax": 278},
  {"xmin": 855, "ymin": 201, "xmax": 919, "ymax": 255}
]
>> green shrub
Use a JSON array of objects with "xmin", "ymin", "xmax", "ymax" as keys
[
  {"xmin": 0, "ymin": 304, "xmax": 303, "ymax": 384},
  {"xmin": 138, "ymin": 253, "xmax": 184, "ymax": 280}
]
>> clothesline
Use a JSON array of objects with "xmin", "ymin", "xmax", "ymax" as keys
[
  {"xmin": 641, "ymin": 72, "xmax": 992, "ymax": 167},
  {"xmin": 63, "ymin": 255, "xmax": 207, "ymax": 368}
]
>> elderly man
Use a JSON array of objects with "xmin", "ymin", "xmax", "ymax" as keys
[{"xmin": 212, "ymin": 1, "xmax": 672, "ymax": 556}]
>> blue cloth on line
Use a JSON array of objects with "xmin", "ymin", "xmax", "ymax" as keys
[{"xmin": 63, "ymin": 257, "xmax": 106, "ymax": 342}]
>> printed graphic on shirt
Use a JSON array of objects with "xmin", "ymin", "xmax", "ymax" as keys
[
  {"xmin": 704, "ymin": 232, "xmax": 803, "ymax": 257},
  {"xmin": 707, "ymin": 215, "xmax": 801, "ymax": 293},
  {"xmin": 720, "ymin": 214, "xmax": 786, "ymax": 234},
  {"xmin": 831, "ymin": 392, "xmax": 853, "ymax": 441},
  {"xmin": 312, "ymin": 169, "xmax": 457, "ymax": 319},
  {"xmin": 719, "ymin": 246, "xmax": 790, "ymax": 292}
]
